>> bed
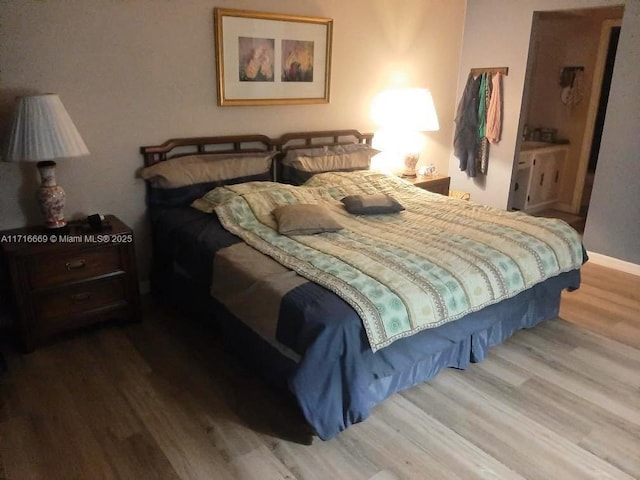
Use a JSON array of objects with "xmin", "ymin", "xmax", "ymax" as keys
[{"xmin": 140, "ymin": 130, "xmax": 584, "ymax": 441}]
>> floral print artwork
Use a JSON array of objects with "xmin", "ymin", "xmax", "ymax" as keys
[
  {"xmin": 282, "ymin": 40, "xmax": 314, "ymax": 82},
  {"xmin": 238, "ymin": 37, "xmax": 275, "ymax": 82}
]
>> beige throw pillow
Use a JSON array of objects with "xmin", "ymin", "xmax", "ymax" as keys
[{"xmin": 272, "ymin": 204, "xmax": 343, "ymax": 235}]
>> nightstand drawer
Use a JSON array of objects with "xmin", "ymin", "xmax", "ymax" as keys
[
  {"xmin": 33, "ymin": 275, "xmax": 127, "ymax": 323},
  {"xmin": 27, "ymin": 246, "xmax": 122, "ymax": 290}
]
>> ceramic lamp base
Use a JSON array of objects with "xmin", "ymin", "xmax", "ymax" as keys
[
  {"xmin": 401, "ymin": 153, "xmax": 420, "ymax": 177},
  {"xmin": 36, "ymin": 161, "xmax": 67, "ymax": 229}
]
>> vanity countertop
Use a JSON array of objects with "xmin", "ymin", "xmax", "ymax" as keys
[{"xmin": 520, "ymin": 140, "xmax": 569, "ymax": 152}]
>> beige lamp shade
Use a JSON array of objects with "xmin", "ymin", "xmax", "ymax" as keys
[
  {"xmin": 4, "ymin": 94, "xmax": 89, "ymax": 228},
  {"xmin": 4, "ymin": 94, "xmax": 89, "ymax": 162},
  {"xmin": 370, "ymin": 88, "xmax": 439, "ymax": 177},
  {"xmin": 371, "ymin": 88, "xmax": 440, "ymax": 132}
]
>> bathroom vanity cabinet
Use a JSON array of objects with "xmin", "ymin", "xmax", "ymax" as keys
[{"xmin": 512, "ymin": 144, "xmax": 568, "ymax": 213}]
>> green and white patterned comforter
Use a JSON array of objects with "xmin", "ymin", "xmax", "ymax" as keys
[{"xmin": 194, "ymin": 170, "xmax": 584, "ymax": 352}]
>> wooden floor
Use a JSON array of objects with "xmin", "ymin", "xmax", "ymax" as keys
[
  {"xmin": 534, "ymin": 209, "xmax": 586, "ymax": 235},
  {"xmin": 0, "ymin": 262, "xmax": 638, "ymax": 479}
]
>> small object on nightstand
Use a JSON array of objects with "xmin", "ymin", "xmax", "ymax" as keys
[
  {"xmin": 0, "ymin": 214, "xmax": 141, "ymax": 352},
  {"xmin": 87, "ymin": 213, "xmax": 106, "ymax": 232},
  {"xmin": 418, "ymin": 164, "xmax": 437, "ymax": 177}
]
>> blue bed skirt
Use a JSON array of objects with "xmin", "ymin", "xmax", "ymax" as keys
[{"xmin": 219, "ymin": 268, "xmax": 578, "ymax": 439}]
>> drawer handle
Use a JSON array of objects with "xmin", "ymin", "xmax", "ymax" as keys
[
  {"xmin": 66, "ymin": 259, "xmax": 86, "ymax": 271},
  {"xmin": 71, "ymin": 292, "xmax": 91, "ymax": 303}
]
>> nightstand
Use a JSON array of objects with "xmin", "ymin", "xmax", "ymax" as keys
[
  {"xmin": 0, "ymin": 215, "xmax": 141, "ymax": 352},
  {"xmin": 408, "ymin": 174, "xmax": 451, "ymax": 195}
]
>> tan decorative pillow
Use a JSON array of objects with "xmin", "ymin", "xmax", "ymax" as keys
[
  {"xmin": 272, "ymin": 204, "xmax": 343, "ymax": 235},
  {"xmin": 139, "ymin": 152, "xmax": 274, "ymax": 188}
]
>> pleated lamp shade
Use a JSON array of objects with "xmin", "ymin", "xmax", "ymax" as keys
[
  {"xmin": 5, "ymin": 94, "xmax": 89, "ymax": 162},
  {"xmin": 371, "ymin": 88, "xmax": 440, "ymax": 133},
  {"xmin": 370, "ymin": 88, "xmax": 439, "ymax": 177},
  {"xmin": 4, "ymin": 94, "xmax": 89, "ymax": 228}
]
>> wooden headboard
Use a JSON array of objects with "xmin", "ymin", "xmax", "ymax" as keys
[
  {"xmin": 139, "ymin": 134, "xmax": 275, "ymax": 167},
  {"xmin": 140, "ymin": 130, "xmax": 373, "ymax": 166},
  {"xmin": 276, "ymin": 129, "xmax": 373, "ymax": 153},
  {"xmin": 139, "ymin": 130, "xmax": 373, "ymax": 187}
]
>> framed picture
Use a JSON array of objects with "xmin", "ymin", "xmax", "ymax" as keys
[{"xmin": 214, "ymin": 8, "xmax": 333, "ymax": 106}]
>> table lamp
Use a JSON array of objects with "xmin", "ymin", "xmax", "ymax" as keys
[
  {"xmin": 4, "ymin": 94, "xmax": 89, "ymax": 228},
  {"xmin": 371, "ymin": 88, "xmax": 439, "ymax": 177}
]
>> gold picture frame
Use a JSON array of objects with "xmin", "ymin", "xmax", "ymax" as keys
[{"xmin": 214, "ymin": 8, "xmax": 333, "ymax": 106}]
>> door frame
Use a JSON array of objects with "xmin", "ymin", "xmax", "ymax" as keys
[{"xmin": 568, "ymin": 18, "xmax": 622, "ymax": 214}]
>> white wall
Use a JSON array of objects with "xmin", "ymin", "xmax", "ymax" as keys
[
  {"xmin": 584, "ymin": 0, "xmax": 640, "ymax": 264},
  {"xmin": 0, "ymin": 0, "xmax": 465, "ymax": 279}
]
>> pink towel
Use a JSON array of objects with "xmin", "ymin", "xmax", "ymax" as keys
[{"xmin": 486, "ymin": 73, "xmax": 502, "ymax": 144}]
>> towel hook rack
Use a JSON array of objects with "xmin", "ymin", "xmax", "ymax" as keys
[{"xmin": 470, "ymin": 66, "xmax": 509, "ymax": 76}]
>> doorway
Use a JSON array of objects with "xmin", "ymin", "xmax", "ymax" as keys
[
  {"xmin": 512, "ymin": 6, "xmax": 624, "ymax": 234},
  {"xmin": 581, "ymin": 23, "xmax": 621, "ymax": 220}
]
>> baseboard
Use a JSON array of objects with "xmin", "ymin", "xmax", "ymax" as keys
[{"xmin": 586, "ymin": 251, "xmax": 640, "ymax": 276}]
